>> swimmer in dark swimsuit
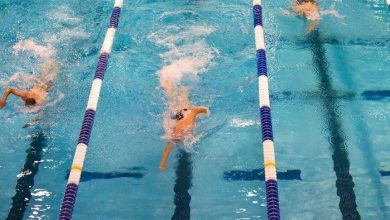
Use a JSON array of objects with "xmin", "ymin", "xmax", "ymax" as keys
[
  {"xmin": 291, "ymin": 0, "xmax": 320, "ymax": 33},
  {"xmin": 0, "ymin": 60, "xmax": 58, "ymax": 109},
  {"xmin": 159, "ymin": 78, "xmax": 208, "ymax": 170}
]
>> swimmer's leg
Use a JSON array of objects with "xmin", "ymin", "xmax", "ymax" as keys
[
  {"xmin": 160, "ymin": 142, "xmax": 174, "ymax": 171},
  {"xmin": 39, "ymin": 60, "xmax": 58, "ymax": 84},
  {"xmin": 161, "ymin": 77, "xmax": 175, "ymax": 98},
  {"xmin": 23, "ymin": 112, "xmax": 44, "ymax": 128},
  {"xmin": 306, "ymin": 19, "xmax": 319, "ymax": 33},
  {"xmin": 179, "ymin": 87, "xmax": 190, "ymax": 109}
]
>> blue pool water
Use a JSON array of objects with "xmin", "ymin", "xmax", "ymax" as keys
[{"xmin": 1, "ymin": 0, "xmax": 390, "ymax": 219}]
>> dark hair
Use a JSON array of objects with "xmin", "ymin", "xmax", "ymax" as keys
[
  {"xmin": 297, "ymin": 0, "xmax": 316, "ymax": 3},
  {"xmin": 171, "ymin": 111, "xmax": 184, "ymax": 120},
  {"xmin": 25, "ymin": 98, "xmax": 37, "ymax": 106}
]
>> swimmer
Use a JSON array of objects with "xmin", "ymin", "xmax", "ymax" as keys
[
  {"xmin": 291, "ymin": 0, "xmax": 320, "ymax": 33},
  {"xmin": 0, "ymin": 60, "xmax": 58, "ymax": 110},
  {"xmin": 159, "ymin": 78, "xmax": 208, "ymax": 170}
]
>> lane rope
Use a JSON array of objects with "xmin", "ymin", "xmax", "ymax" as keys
[
  {"xmin": 58, "ymin": 1, "xmax": 123, "ymax": 219},
  {"xmin": 252, "ymin": 1, "xmax": 281, "ymax": 219}
]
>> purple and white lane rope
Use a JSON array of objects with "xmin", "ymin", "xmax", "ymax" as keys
[
  {"xmin": 252, "ymin": 0, "xmax": 280, "ymax": 219},
  {"xmin": 59, "ymin": 0, "xmax": 123, "ymax": 219}
]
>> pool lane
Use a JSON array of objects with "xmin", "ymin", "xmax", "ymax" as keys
[
  {"xmin": 307, "ymin": 30, "xmax": 360, "ymax": 220},
  {"xmin": 6, "ymin": 128, "xmax": 47, "ymax": 220},
  {"xmin": 172, "ymin": 149, "xmax": 193, "ymax": 220}
]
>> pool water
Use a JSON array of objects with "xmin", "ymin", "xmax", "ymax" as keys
[{"xmin": 0, "ymin": 0, "xmax": 389, "ymax": 219}]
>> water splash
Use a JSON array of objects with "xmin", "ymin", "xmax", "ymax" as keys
[
  {"xmin": 13, "ymin": 40, "xmax": 55, "ymax": 60},
  {"xmin": 230, "ymin": 118, "xmax": 258, "ymax": 128},
  {"xmin": 149, "ymin": 25, "xmax": 218, "ymax": 85},
  {"xmin": 0, "ymin": 72, "xmax": 38, "ymax": 89},
  {"xmin": 320, "ymin": 3, "xmax": 345, "ymax": 19}
]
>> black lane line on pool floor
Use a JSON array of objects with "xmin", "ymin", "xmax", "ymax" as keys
[
  {"xmin": 6, "ymin": 129, "xmax": 46, "ymax": 220},
  {"xmin": 308, "ymin": 30, "xmax": 361, "ymax": 220},
  {"xmin": 172, "ymin": 149, "xmax": 193, "ymax": 220},
  {"xmin": 64, "ymin": 166, "xmax": 146, "ymax": 182},
  {"xmin": 268, "ymin": 90, "xmax": 390, "ymax": 102},
  {"xmin": 379, "ymin": 171, "xmax": 390, "ymax": 177},
  {"xmin": 332, "ymin": 44, "xmax": 387, "ymax": 216},
  {"xmin": 223, "ymin": 169, "xmax": 302, "ymax": 181},
  {"xmin": 278, "ymin": 36, "xmax": 390, "ymax": 48}
]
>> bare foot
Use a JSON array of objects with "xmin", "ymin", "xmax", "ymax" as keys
[
  {"xmin": 159, "ymin": 162, "xmax": 167, "ymax": 171},
  {"xmin": 0, "ymin": 101, "xmax": 6, "ymax": 109}
]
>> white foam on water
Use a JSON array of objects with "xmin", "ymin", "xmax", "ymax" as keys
[
  {"xmin": 13, "ymin": 40, "xmax": 56, "ymax": 60},
  {"xmin": 320, "ymin": 3, "xmax": 345, "ymax": 19},
  {"xmin": 16, "ymin": 169, "xmax": 32, "ymax": 178},
  {"xmin": 44, "ymin": 5, "xmax": 89, "ymax": 44},
  {"xmin": 0, "ymin": 71, "xmax": 38, "ymax": 89},
  {"xmin": 51, "ymin": 5, "xmax": 81, "ymax": 24},
  {"xmin": 44, "ymin": 27, "xmax": 89, "ymax": 44},
  {"xmin": 30, "ymin": 189, "xmax": 52, "ymax": 220},
  {"xmin": 149, "ymin": 25, "xmax": 217, "ymax": 85},
  {"xmin": 31, "ymin": 189, "xmax": 51, "ymax": 197},
  {"xmin": 230, "ymin": 118, "xmax": 258, "ymax": 128}
]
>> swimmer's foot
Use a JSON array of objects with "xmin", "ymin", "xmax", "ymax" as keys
[
  {"xmin": 0, "ymin": 101, "xmax": 6, "ymax": 109},
  {"xmin": 23, "ymin": 117, "xmax": 40, "ymax": 128},
  {"xmin": 159, "ymin": 162, "xmax": 167, "ymax": 171}
]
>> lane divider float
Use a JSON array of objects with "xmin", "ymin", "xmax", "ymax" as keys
[
  {"xmin": 59, "ymin": 1, "xmax": 123, "ymax": 219},
  {"xmin": 252, "ymin": 1, "xmax": 280, "ymax": 219}
]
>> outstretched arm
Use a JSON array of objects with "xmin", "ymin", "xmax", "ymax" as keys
[
  {"xmin": 160, "ymin": 142, "xmax": 174, "ymax": 171},
  {"xmin": 0, "ymin": 88, "xmax": 31, "ymax": 109},
  {"xmin": 192, "ymin": 106, "xmax": 208, "ymax": 115}
]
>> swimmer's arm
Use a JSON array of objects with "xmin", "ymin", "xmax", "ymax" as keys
[
  {"xmin": 0, "ymin": 88, "xmax": 30, "ymax": 109},
  {"xmin": 306, "ymin": 19, "xmax": 319, "ymax": 33},
  {"xmin": 192, "ymin": 107, "xmax": 208, "ymax": 115}
]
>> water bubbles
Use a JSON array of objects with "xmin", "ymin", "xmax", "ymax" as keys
[{"xmin": 235, "ymin": 208, "xmax": 247, "ymax": 213}]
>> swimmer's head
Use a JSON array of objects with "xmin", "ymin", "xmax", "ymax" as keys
[
  {"xmin": 25, "ymin": 98, "xmax": 36, "ymax": 106},
  {"xmin": 297, "ymin": 0, "xmax": 317, "ymax": 4},
  {"xmin": 171, "ymin": 111, "xmax": 184, "ymax": 120},
  {"xmin": 170, "ymin": 108, "xmax": 190, "ymax": 120}
]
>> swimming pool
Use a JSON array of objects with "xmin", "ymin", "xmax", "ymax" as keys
[{"xmin": 0, "ymin": 0, "xmax": 389, "ymax": 219}]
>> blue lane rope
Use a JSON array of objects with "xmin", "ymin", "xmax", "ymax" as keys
[
  {"xmin": 252, "ymin": 1, "xmax": 280, "ymax": 219},
  {"xmin": 58, "ymin": 1, "xmax": 123, "ymax": 219}
]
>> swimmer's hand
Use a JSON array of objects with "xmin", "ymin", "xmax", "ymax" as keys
[
  {"xmin": 0, "ymin": 101, "xmax": 6, "ymax": 109},
  {"xmin": 193, "ymin": 106, "xmax": 208, "ymax": 115}
]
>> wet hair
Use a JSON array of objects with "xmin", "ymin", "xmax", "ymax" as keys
[
  {"xmin": 25, "ymin": 98, "xmax": 37, "ymax": 106},
  {"xmin": 171, "ymin": 111, "xmax": 184, "ymax": 120},
  {"xmin": 170, "ymin": 108, "xmax": 189, "ymax": 121},
  {"xmin": 297, "ymin": 0, "xmax": 316, "ymax": 4}
]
